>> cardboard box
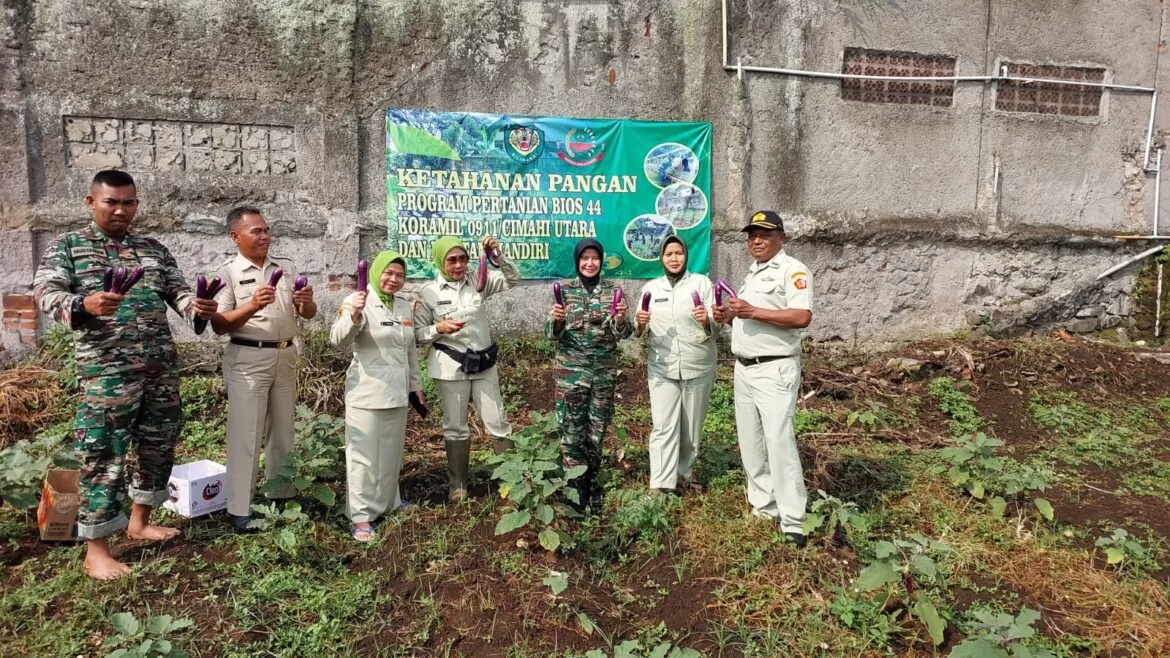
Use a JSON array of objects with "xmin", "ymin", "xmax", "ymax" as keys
[
  {"xmin": 37, "ymin": 469, "xmax": 80, "ymax": 541},
  {"xmin": 163, "ymin": 460, "xmax": 227, "ymax": 518}
]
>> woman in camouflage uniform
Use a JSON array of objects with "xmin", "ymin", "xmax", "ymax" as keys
[{"xmin": 546, "ymin": 238, "xmax": 632, "ymax": 513}]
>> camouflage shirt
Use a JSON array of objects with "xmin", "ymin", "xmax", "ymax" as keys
[
  {"xmin": 544, "ymin": 277, "xmax": 633, "ymax": 368},
  {"xmin": 33, "ymin": 223, "xmax": 198, "ymax": 378}
]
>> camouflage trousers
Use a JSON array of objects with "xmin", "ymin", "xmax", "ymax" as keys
[
  {"xmin": 74, "ymin": 372, "xmax": 181, "ymax": 539},
  {"xmin": 555, "ymin": 363, "xmax": 615, "ymax": 509}
]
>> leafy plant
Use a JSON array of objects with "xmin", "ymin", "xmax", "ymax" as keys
[
  {"xmin": 488, "ymin": 412, "xmax": 585, "ymax": 552},
  {"xmin": 247, "ymin": 501, "xmax": 312, "ymax": 553},
  {"xmin": 263, "ymin": 405, "xmax": 343, "ymax": 507},
  {"xmin": 803, "ymin": 489, "xmax": 867, "ymax": 547},
  {"xmin": 830, "ymin": 589, "xmax": 900, "ymax": 651},
  {"xmin": 1094, "ymin": 529, "xmax": 1158, "ymax": 575},
  {"xmin": 931, "ymin": 433, "xmax": 1053, "ymax": 521},
  {"xmin": 928, "ymin": 377, "xmax": 981, "ymax": 437},
  {"xmin": 795, "ymin": 408, "xmax": 831, "ymax": 435},
  {"xmin": 578, "ymin": 613, "xmax": 700, "ymax": 658},
  {"xmin": 609, "ymin": 489, "xmax": 681, "ymax": 557},
  {"xmin": 1154, "ymin": 397, "xmax": 1170, "ymax": 425},
  {"xmin": 0, "ymin": 431, "xmax": 78, "ymax": 508},
  {"xmin": 103, "ymin": 612, "xmax": 193, "ymax": 658},
  {"xmin": 950, "ymin": 607, "xmax": 1055, "ymax": 658},
  {"xmin": 846, "ymin": 401, "xmax": 903, "ymax": 431},
  {"xmin": 851, "ymin": 534, "xmax": 951, "ymax": 646}
]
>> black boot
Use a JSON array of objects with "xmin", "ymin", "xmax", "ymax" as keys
[{"xmin": 445, "ymin": 440, "xmax": 470, "ymax": 502}]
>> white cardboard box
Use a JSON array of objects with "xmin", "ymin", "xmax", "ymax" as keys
[{"xmin": 163, "ymin": 460, "xmax": 227, "ymax": 518}]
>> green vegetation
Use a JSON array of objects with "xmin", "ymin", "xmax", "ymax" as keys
[{"xmin": 1, "ymin": 332, "xmax": 1168, "ymax": 656}]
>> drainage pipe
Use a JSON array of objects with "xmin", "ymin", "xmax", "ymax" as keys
[{"xmin": 1157, "ymin": 263, "xmax": 1165, "ymax": 339}]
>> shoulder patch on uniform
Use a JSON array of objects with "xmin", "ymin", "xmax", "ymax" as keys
[
  {"xmin": 790, "ymin": 271, "xmax": 808, "ymax": 279},
  {"xmin": 794, "ymin": 278, "xmax": 808, "ymax": 290}
]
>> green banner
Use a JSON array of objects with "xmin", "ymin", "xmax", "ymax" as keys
[{"xmin": 385, "ymin": 109, "xmax": 712, "ymax": 279}]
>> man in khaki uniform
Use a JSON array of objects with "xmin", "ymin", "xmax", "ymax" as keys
[
  {"xmin": 211, "ymin": 207, "xmax": 317, "ymax": 530},
  {"xmin": 713, "ymin": 210, "xmax": 813, "ymax": 547}
]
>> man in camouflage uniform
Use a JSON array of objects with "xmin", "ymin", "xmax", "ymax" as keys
[
  {"xmin": 547, "ymin": 238, "xmax": 632, "ymax": 512},
  {"xmin": 33, "ymin": 170, "xmax": 218, "ymax": 580}
]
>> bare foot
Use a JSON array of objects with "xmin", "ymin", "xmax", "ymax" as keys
[
  {"xmin": 85, "ymin": 550, "xmax": 132, "ymax": 580},
  {"xmin": 126, "ymin": 524, "xmax": 181, "ymax": 542}
]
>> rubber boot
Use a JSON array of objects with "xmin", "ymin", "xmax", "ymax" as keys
[
  {"xmin": 565, "ymin": 470, "xmax": 591, "ymax": 516},
  {"xmin": 445, "ymin": 440, "xmax": 470, "ymax": 502},
  {"xmin": 491, "ymin": 436, "xmax": 513, "ymax": 455}
]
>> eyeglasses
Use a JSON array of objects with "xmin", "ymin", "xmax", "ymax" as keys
[{"xmin": 444, "ymin": 255, "xmax": 470, "ymax": 265}]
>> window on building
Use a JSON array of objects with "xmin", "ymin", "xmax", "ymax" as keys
[
  {"xmin": 841, "ymin": 48, "xmax": 957, "ymax": 107},
  {"xmin": 995, "ymin": 63, "xmax": 1105, "ymax": 117}
]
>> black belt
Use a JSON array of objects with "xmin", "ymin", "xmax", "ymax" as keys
[
  {"xmin": 735, "ymin": 354, "xmax": 793, "ymax": 366},
  {"xmin": 230, "ymin": 337, "xmax": 294, "ymax": 349}
]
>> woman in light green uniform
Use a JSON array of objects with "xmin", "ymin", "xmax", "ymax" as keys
[
  {"xmin": 634, "ymin": 236, "xmax": 717, "ymax": 493},
  {"xmin": 415, "ymin": 235, "xmax": 519, "ymax": 502},
  {"xmin": 330, "ymin": 251, "xmax": 423, "ymax": 541}
]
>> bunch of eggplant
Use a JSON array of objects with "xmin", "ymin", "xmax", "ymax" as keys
[
  {"xmin": 101, "ymin": 265, "xmax": 145, "ymax": 296},
  {"xmin": 714, "ymin": 278, "xmax": 737, "ymax": 306},
  {"xmin": 192, "ymin": 274, "xmax": 227, "ymax": 336}
]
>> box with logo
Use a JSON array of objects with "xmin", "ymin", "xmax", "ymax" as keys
[
  {"xmin": 163, "ymin": 460, "xmax": 227, "ymax": 518},
  {"xmin": 36, "ymin": 469, "xmax": 80, "ymax": 541}
]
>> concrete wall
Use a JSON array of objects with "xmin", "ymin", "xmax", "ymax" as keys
[{"xmin": 1, "ymin": 0, "xmax": 1166, "ymax": 357}]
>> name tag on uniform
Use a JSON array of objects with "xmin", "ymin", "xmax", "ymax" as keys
[
  {"xmin": 71, "ymin": 247, "xmax": 104, "ymax": 259},
  {"xmin": 437, "ymin": 300, "xmax": 452, "ymax": 306},
  {"xmin": 240, "ymin": 278, "xmax": 256, "ymax": 285},
  {"xmin": 655, "ymin": 297, "xmax": 668, "ymax": 303},
  {"xmin": 380, "ymin": 320, "xmax": 399, "ymax": 326}
]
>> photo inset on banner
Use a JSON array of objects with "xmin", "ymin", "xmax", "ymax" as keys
[
  {"xmin": 624, "ymin": 214, "xmax": 676, "ymax": 261},
  {"xmin": 644, "ymin": 143, "xmax": 699, "ymax": 189},
  {"xmin": 655, "ymin": 182, "xmax": 709, "ymax": 230}
]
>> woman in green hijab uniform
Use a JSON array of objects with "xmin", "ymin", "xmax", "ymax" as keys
[
  {"xmin": 415, "ymin": 235, "xmax": 520, "ymax": 502},
  {"xmin": 330, "ymin": 251, "xmax": 423, "ymax": 541},
  {"xmin": 634, "ymin": 236, "xmax": 716, "ymax": 494}
]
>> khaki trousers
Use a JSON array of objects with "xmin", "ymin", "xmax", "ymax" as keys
[
  {"xmin": 733, "ymin": 357, "xmax": 807, "ymax": 533},
  {"xmin": 436, "ymin": 367, "xmax": 512, "ymax": 443},
  {"xmin": 647, "ymin": 370, "xmax": 715, "ymax": 489},
  {"xmin": 345, "ymin": 406, "xmax": 407, "ymax": 523},
  {"xmin": 223, "ymin": 343, "xmax": 297, "ymax": 517}
]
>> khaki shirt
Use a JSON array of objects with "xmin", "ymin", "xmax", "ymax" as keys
[
  {"xmin": 414, "ymin": 256, "xmax": 520, "ymax": 380},
  {"xmin": 635, "ymin": 272, "xmax": 717, "ymax": 381},
  {"xmin": 330, "ymin": 291, "xmax": 422, "ymax": 409},
  {"xmin": 213, "ymin": 253, "xmax": 300, "ymax": 341},
  {"xmin": 731, "ymin": 249, "xmax": 813, "ymax": 358}
]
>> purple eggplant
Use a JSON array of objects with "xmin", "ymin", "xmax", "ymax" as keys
[
  {"xmin": 117, "ymin": 266, "xmax": 144, "ymax": 294},
  {"xmin": 553, "ymin": 281, "xmax": 564, "ymax": 306},
  {"xmin": 485, "ymin": 246, "xmax": 501, "ymax": 268},
  {"xmin": 692, "ymin": 291, "xmax": 702, "ymax": 308},
  {"xmin": 193, "ymin": 274, "xmax": 211, "ymax": 336},
  {"xmin": 102, "ymin": 268, "xmax": 114, "ymax": 293},
  {"xmin": 641, "ymin": 291, "xmax": 651, "ymax": 312},
  {"xmin": 610, "ymin": 287, "xmax": 624, "ymax": 316},
  {"xmin": 110, "ymin": 266, "xmax": 127, "ymax": 293},
  {"xmin": 357, "ymin": 259, "xmax": 369, "ymax": 292},
  {"xmin": 267, "ymin": 268, "xmax": 284, "ymax": 288},
  {"xmin": 476, "ymin": 254, "xmax": 488, "ymax": 293},
  {"xmin": 206, "ymin": 277, "xmax": 226, "ymax": 298},
  {"xmin": 715, "ymin": 278, "xmax": 737, "ymax": 305},
  {"xmin": 294, "ymin": 275, "xmax": 308, "ymax": 291}
]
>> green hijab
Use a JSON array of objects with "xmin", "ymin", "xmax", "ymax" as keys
[
  {"xmin": 431, "ymin": 236, "xmax": 466, "ymax": 281},
  {"xmin": 369, "ymin": 250, "xmax": 406, "ymax": 309}
]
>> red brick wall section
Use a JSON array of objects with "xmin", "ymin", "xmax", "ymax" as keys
[
  {"xmin": 2, "ymin": 294, "xmax": 39, "ymax": 345},
  {"xmin": 325, "ymin": 274, "xmax": 357, "ymax": 293}
]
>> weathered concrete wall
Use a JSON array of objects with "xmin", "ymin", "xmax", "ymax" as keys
[{"xmin": 0, "ymin": 0, "xmax": 1166, "ymax": 356}]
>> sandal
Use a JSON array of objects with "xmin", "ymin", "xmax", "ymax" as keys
[{"xmin": 351, "ymin": 525, "xmax": 376, "ymax": 542}]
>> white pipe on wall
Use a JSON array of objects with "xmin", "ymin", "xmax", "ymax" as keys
[
  {"xmin": 1157, "ymin": 263, "xmax": 1164, "ymax": 339},
  {"xmin": 1155, "ymin": 149, "xmax": 1164, "ymax": 237}
]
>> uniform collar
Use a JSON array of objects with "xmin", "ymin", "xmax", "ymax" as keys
[
  {"xmin": 84, "ymin": 222, "xmax": 133, "ymax": 245},
  {"xmin": 232, "ymin": 252, "xmax": 273, "ymax": 275},
  {"xmin": 438, "ymin": 274, "xmax": 468, "ymax": 291},
  {"xmin": 749, "ymin": 249, "xmax": 786, "ymax": 275}
]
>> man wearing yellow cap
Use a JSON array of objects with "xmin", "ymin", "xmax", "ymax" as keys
[{"xmin": 713, "ymin": 210, "xmax": 813, "ymax": 547}]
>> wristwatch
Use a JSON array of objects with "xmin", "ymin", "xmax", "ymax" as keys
[{"xmin": 70, "ymin": 295, "xmax": 93, "ymax": 328}]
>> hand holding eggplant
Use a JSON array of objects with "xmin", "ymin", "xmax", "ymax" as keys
[
  {"xmin": 82, "ymin": 291, "xmax": 125, "ymax": 316},
  {"xmin": 291, "ymin": 275, "xmax": 313, "ymax": 306},
  {"xmin": 635, "ymin": 291, "xmax": 651, "ymax": 329}
]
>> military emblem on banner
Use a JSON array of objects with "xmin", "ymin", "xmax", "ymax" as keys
[
  {"xmin": 504, "ymin": 125, "xmax": 544, "ymax": 164},
  {"xmin": 558, "ymin": 127, "xmax": 605, "ymax": 167}
]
